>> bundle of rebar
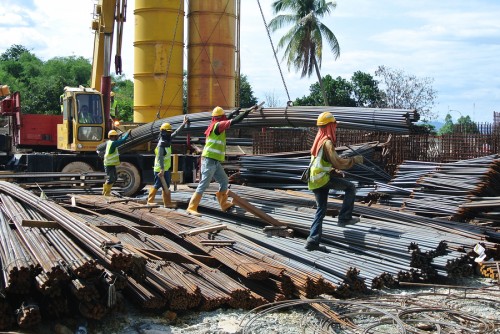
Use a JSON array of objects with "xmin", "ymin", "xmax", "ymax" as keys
[
  {"xmin": 99, "ymin": 106, "xmax": 419, "ymax": 155},
  {"xmin": 0, "ymin": 181, "xmax": 135, "ymax": 272}
]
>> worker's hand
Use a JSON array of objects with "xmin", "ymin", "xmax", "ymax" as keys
[
  {"xmin": 183, "ymin": 115, "xmax": 190, "ymax": 125},
  {"xmin": 159, "ymin": 169, "xmax": 164, "ymax": 177},
  {"xmin": 353, "ymin": 155, "xmax": 364, "ymax": 164}
]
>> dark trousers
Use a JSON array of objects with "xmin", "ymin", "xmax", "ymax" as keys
[
  {"xmin": 153, "ymin": 171, "xmax": 171, "ymax": 190},
  {"xmin": 104, "ymin": 165, "xmax": 117, "ymax": 184},
  {"xmin": 306, "ymin": 177, "xmax": 356, "ymax": 245}
]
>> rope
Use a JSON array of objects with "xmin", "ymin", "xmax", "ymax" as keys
[{"xmin": 256, "ymin": 0, "xmax": 291, "ymax": 103}]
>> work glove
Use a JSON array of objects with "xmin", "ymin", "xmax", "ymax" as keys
[
  {"xmin": 228, "ymin": 108, "xmax": 241, "ymax": 120},
  {"xmin": 353, "ymin": 155, "xmax": 364, "ymax": 164}
]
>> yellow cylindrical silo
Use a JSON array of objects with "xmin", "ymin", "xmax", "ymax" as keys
[
  {"xmin": 187, "ymin": 0, "xmax": 236, "ymax": 114},
  {"xmin": 134, "ymin": 0, "xmax": 184, "ymax": 123}
]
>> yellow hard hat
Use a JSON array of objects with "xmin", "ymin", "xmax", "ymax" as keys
[
  {"xmin": 160, "ymin": 122, "xmax": 172, "ymax": 131},
  {"xmin": 316, "ymin": 112, "xmax": 336, "ymax": 126},
  {"xmin": 110, "ymin": 92, "xmax": 115, "ymax": 97},
  {"xmin": 212, "ymin": 106, "xmax": 225, "ymax": 117},
  {"xmin": 108, "ymin": 130, "xmax": 118, "ymax": 137}
]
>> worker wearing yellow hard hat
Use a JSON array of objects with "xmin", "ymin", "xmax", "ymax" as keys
[
  {"xmin": 102, "ymin": 129, "xmax": 131, "ymax": 196},
  {"xmin": 304, "ymin": 111, "xmax": 364, "ymax": 252},
  {"xmin": 147, "ymin": 116, "xmax": 189, "ymax": 207},
  {"xmin": 186, "ymin": 104, "xmax": 260, "ymax": 216}
]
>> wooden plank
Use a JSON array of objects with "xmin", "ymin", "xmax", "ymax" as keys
[{"xmin": 228, "ymin": 190, "xmax": 286, "ymax": 226}]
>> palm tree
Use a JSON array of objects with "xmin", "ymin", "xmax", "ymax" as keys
[{"xmin": 269, "ymin": 0, "xmax": 340, "ymax": 106}]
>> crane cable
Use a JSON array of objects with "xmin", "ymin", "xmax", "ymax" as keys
[
  {"xmin": 154, "ymin": 0, "xmax": 184, "ymax": 123},
  {"xmin": 255, "ymin": 0, "xmax": 291, "ymax": 104}
]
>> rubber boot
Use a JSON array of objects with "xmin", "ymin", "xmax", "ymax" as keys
[
  {"xmin": 186, "ymin": 192, "xmax": 202, "ymax": 216},
  {"xmin": 162, "ymin": 189, "xmax": 177, "ymax": 208},
  {"xmin": 103, "ymin": 183, "xmax": 113, "ymax": 196},
  {"xmin": 216, "ymin": 190, "xmax": 234, "ymax": 212},
  {"xmin": 147, "ymin": 187, "xmax": 158, "ymax": 205}
]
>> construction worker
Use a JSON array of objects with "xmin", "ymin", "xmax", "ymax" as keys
[
  {"xmin": 186, "ymin": 105, "xmax": 257, "ymax": 216},
  {"xmin": 79, "ymin": 105, "xmax": 93, "ymax": 123},
  {"xmin": 110, "ymin": 92, "xmax": 117, "ymax": 119},
  {"xmin": 305, "ymin": 112, "xmax": 364, "ymax": 252},
  {"xmin": 147, "ymin": 115, "xmax": 189, "ymax": 207},
  {"xmin": 102, "ymin": 129, "xmax": 131, "ymax": 196}
]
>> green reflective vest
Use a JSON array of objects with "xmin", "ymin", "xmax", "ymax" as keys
[
  {"xmin": 202, "ymin": 124, "xmax": 226, "ymax": 161},
  {"xmin": 153, "ymin": 146, "xmax": 172, "ymax": 172},
  {"xmin": 308, "ymin": 145, "xmax": 332, "ymax": 190},
  {"xmin": 104, "ymin": 140, "xmax": 120, "ymax": 166},
  {"xmin": 110, "ymin": 99, "xmax": 117, "ymax": 117}
]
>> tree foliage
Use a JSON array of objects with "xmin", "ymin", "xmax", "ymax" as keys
[
  {"xmin": 294, "ymin": 73, "xmax": 383, "ymax": 107},
  {"xmin": 239, "ymin": 74, "xmax": 258, "ymax": 108},
  {"xmin": 269, "ymin": 0, "xmax": 340, "ymax": 105},
  {"xmin": 0, "ymin": 45, "xmax": 92, "ymax": 115},
  {"xmin": 112, "ymin": 74, "xmax": 134, "ymax": 122},
  {"xmin": 438, "ymin": 113, "xmax": 454, "ymax": 135},
  {"xmin": 375, "ymin": 65, "xmax": 437, "ymax": 120}
]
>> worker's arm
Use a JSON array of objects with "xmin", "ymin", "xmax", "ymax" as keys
[
  {"xmin": 171, "ymin": 116, "xmax": 189, "ymax": 138},
  {"xmin": 109, "ymin": 130, "xmax": 131, "ymax": 152},
  {"xmin": 323, "ymin": 140, "xmax": 363, "ymax": 170}
]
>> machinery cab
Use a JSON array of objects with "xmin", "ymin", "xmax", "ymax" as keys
[{"xmin": 57, "ymin": 86, "xmax": 106, "ymax": 151}]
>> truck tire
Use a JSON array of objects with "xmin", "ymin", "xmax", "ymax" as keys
[
  {"xmin": 61, "ymin": 161, "xmax": 94, "ymax": 173},
  {"xmin": 117, "ymin": 162, "xmax": 141, "ymax": 196}
]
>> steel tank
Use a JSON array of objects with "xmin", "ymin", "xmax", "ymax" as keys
[
  {"xmin": 187, "ymin": 0, "xmax": 236, "ymax": 114},
  {"xmin": 134, "ymin": 0, "xmax": 184, "ymax": 123}
]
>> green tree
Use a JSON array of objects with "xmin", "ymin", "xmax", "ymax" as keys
[
  {"xmin": 375, "ymin": 65, "xmax": 438, "ymax": 120},
  {"xmin": 0, "ymin": 45, "xmax": 92, "ymax": 114},
  {"xmin": 294, "ymin": 74, "xmax": 355, "ymax": 107},
  {"xmin": 112, "ymin": 74, "xmax": 134, "ymax": 122},
  {"xmin": 269, "ymin": 0, "xmax": 340, "ymax": 106},
  {"xmin": 350, "ymin": 71, "xmax": 385, "ymax": 107},
  {"xmin": 239, "ymin": 74, "xmax": 258, "ymax": 108},
  {"xmin": 456, "ymin": 115, "xmax": 479, "ymax": 134},
  {"xmin": 438, "ymin": 113, "xmax": 454, "ymax": 135}
]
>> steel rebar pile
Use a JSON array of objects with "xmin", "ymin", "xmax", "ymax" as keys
[
  {"xmin": 0, "ymin": 211, "xmax": 38, "ymax": 294},
  {"xmin": 0, "ymin": 181, "xmax": 135, "ymax": 272},
  {"xmin": 402, "ymin": 155, "xmax": 500, "ymax": 220},
  {"xmin": 188, "ymin": 184, "xmax": 498, "ymax": 284},
  {"xmin": 98, "ymin": 106, "xmax": 419, "ymax": 156}
]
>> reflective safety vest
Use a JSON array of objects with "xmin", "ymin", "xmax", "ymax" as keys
[
  {"xmin": 308, "ymin": 145, "xmax": 332, "ymax": 190},
  {"xmin": 110, "ymin": 99, "xmax": 117, "ymax": 117},
  {"xmin": 202, "ymin": 124, "xmax": 226, "ymax": 161},
  {"xmin": 153, "ymin": 146, "xmax": 172, "ymax": 172},
  {"xmin": 104, "ymin": 140, "xmax": 120, "ymax": 166}
]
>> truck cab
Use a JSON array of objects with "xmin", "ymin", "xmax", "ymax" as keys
[{"xmin": 58, "ymin": 86, "xmax": 106, "ymax": 152}]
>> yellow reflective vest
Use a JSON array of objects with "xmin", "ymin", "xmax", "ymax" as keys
[
  {"xmin": 104, "ymin": 140, "xmax": 120, "ymax": 166},
  {"xmin": 202, "ymin": 124, "xmax": 226, "ymax": 161},
  {"xmin": 154, "ymin": 146, "xmax": 172, "ymax": 172},
  {"xmin": 308, "ymin": 145, "xmax": 332, "ymax": 190}
]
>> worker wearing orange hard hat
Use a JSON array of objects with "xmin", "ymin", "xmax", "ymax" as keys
[
  {"xmin": 186, "ymin": 104, "xmax": 259, "ymax": 216},
  {"xmin": 305, "ymin": 112, "xmax": 364, "ymax": 252},
  {"xmin": 147, "ymin": 116, "xmax": 189, "ymax": 207},
  {"xmin": 102, "ymin": 129, "xmax": 131, "ymax": 196}
]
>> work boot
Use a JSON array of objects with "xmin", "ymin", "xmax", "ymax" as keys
[
  {"xmin": 147, "ymin": 187, "xmax": 158, "ymax": 205},
  {"xmin": 103, "ymin": 183, "xmax": 113, "ymax": 196},
  {"xmin": 215, "ymin": 190, "xmax": 234, "ymax": 212},
  {"xmin": 338, "ymin": 217, "xmax": 360, "ymax": 226},
  {"xmin": 162, "ymin": 189, "xmax": 177, "ymax": 208},
  {"xmin": 305, "ymin": 243, "xmax": 329, "ymax": 253},
  {"xmin": 186, "ymin": 192, "xmax": 202, "ymax": 216}
]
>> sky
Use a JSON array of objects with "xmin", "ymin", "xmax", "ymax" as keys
[{"xmin": 1, "ymin": 0, "xmax": 499, "ymax": 123}]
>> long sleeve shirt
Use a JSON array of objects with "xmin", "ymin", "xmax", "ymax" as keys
[
  {"xmin": 322, "ymin": 139, "xmax": 356, "ymax": 170},
  {"xmin": 157, "ymin": 121, "xmax": 187, "ymax": 170},
  {"xmin": 107, "ymin": 131, "xmax": 130, "ymax": 154}
]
